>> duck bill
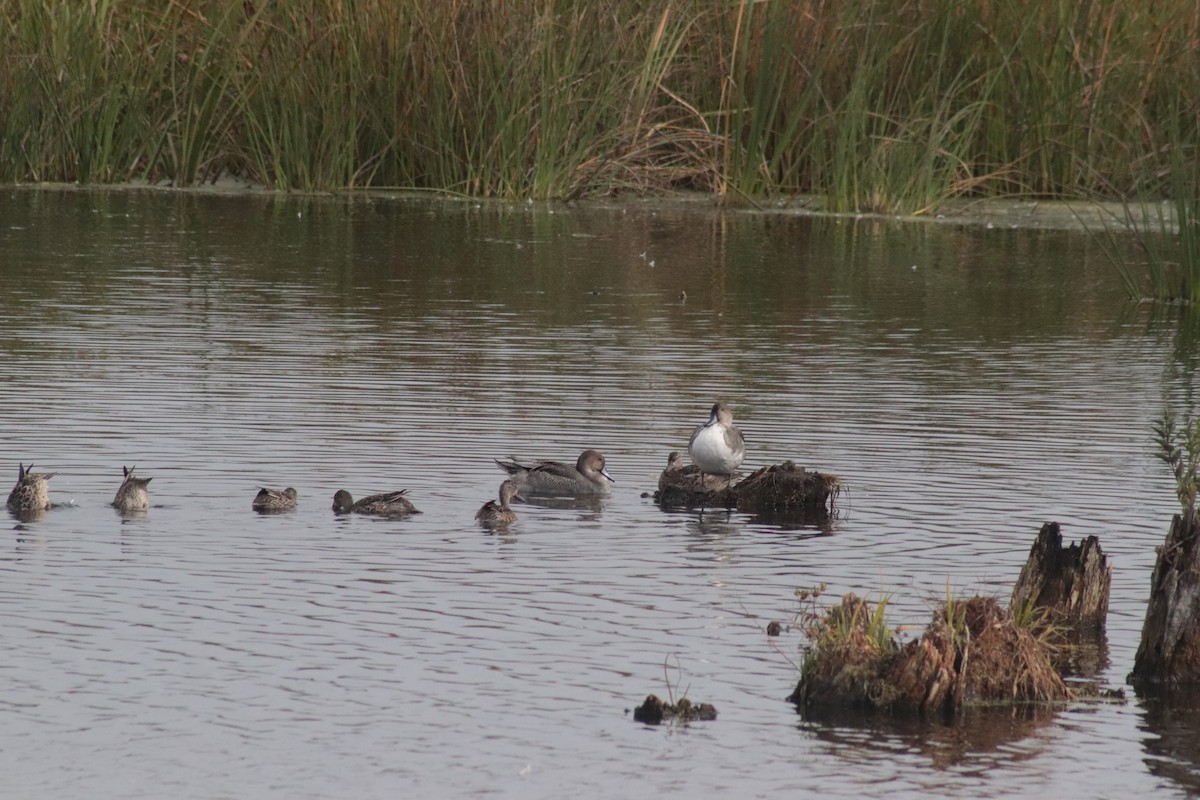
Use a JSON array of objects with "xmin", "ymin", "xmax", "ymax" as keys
[{"xmin": 601, "ymin": 468, "xmax": 615, "ymax": 483}]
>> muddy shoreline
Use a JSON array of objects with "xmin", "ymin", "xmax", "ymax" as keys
[{"xmin": 6, "ymin": 179, "xmax": 1158, "ymax": 234}]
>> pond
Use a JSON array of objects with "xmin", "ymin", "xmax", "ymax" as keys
[{"xmin": 0, "ymin": 188, "xmax": 1196, "ymax": 798}]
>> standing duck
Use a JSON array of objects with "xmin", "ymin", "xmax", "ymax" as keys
[{"xmin": 688, "ymin": 401, "xmax": 746, "ymax": 486}]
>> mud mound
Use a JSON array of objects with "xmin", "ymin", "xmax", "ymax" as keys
[{"xmin": 654, "ymin": 459, "xmax": 840, "ymax": 517}]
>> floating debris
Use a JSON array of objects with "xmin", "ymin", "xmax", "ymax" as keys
[{"xmin": 632, "ymin": 694, "xmax": 717, "ymax": 725}]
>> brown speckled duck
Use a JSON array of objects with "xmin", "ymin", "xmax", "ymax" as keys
[
  {"xmin": 252, "ymin": 486, "xmax": 297, "ymax": 512},
  {"xmin": 112, "ymin": 466, "xmax": 152, "ymax": 512},
  {"xmin": 7, "ymin": 463, "xmax": 55, "ymax": 513},
  {"xmin": 332, "ymin": 488, "xmax": 419, "ymax": 516},
  {"xmin": 658, "ymin": 451, "xmax": 726, "ymax": 494},
  {"xmin": 476, "ymin": 480, "xmax": 523, "ymax": 525}
]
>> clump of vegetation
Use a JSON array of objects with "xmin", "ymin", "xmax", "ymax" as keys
[
  {"xmin": 790, "ymin": 589, "xmax": 1071, "ymax": 714},
  {"xmin": 792, "ymin": 590, "xmax": 903, "ymax": 708}
]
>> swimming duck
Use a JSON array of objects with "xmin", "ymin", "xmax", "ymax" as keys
[
  {"xmin": 252, "ymin": 486, "xmax": 297, "ymax": 512},
  {"xmin": 688, "ymin": 401, "xmax": 746, "ymax": 485},
  {"xmin": 112, "ymin": 466, "xmax": 152, "ymax": 512},
  {"xmin": 6, "ymin": 463, "xmax": 55, "ymax": 512},
  {"xmin": 493, "ymin": 449, "xmax": 614, "ymax": 496},
  {"xmin": 332, "ymin": 488, "xmax": 420, "ymax": 516},
  {"xmin": 476, "ymin": 479, "xmax": 523, "ymax": 525}
]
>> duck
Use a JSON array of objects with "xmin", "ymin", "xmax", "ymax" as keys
[
  {"xmin": 658, "ymin": 451, "xmax": 725, "ymax": 494},
  {"xmin": 476, "ymin": 480, "xmax": 523, "ymax": 525},
  {"xmin": 688, "ymin": 401, "xmax": 746, "ymax": 486},
  {"xmin": 493, "ymin": 449, "xmax": 614, "ymax": 496},
  {"xmin": 252, "ymin": 486, "xmax": 297, "ymax": 512},
  {"xmin": 112, "ymin": 466, "xmax": 152, "ymax": 512},
  {"xmin": 6, "ymin": 463, "xmax": 55, "ymax": 512},
  {"xmin": 332, "ymin": 488, "xmax": 420, "ymax": 516}
]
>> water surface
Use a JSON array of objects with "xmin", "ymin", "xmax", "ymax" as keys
[{"xmin": 0, "ymin": 189, "xmax": 1195, "ymax": 798}]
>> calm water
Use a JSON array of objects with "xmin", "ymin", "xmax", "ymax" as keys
[{"xmin": 1, "ymin": 188, "xmax": 1197, "ymax": 798}]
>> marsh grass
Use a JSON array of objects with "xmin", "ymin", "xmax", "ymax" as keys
[
  {"xmin": 796, "ymin": 588, "xmax": 895, "ymax": 679},
  {"xmin": 1, "ymin": 0, "xmax": 1197, "ymax": 206},
  {"xmin": 1090, "ymin": 105, "xmax": 1200, "ymax": 302}
]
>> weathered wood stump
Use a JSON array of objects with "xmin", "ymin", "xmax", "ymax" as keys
[
  {"xmin": 654, "ymin": 458, "xmax": 840, "ymax": 517},
  {"xmin": 1010, "ymin": 522, "xmax": 1111, "ymax": 632},
  {"xmin": 1129, "ymin": 509, "xmax": 1200, "ymax": 687},
  {"xmin": 790, "ymin": 594, "xmax": 1070, "ymax": 714}
]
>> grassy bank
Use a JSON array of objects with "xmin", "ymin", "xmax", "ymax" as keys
[{"xmin": 2, "ymin": 0, "xmax": 1197, "ymax": 211}]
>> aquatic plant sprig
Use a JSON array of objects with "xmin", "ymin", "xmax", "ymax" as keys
[
  {"xmin": 630, "ymin": 654, "xmax": 718, "ymax": 725},
  {"xmin": 1153, "ymin": 411, "xmax": 1200, "ymax": 513}
]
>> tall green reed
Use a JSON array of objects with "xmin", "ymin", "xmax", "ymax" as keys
[
  {"xmin": 1091, "ymin": 101, "xmax": 1200, "ymax": 303},
  {"xmin": 0, "ymin": 0, "xmax": 1197, "ymax": 206},
  {"xmin": 161, "ymin": 3, "xmax": 264, "ymax": 186},
  {"xmin": 238, "ymin": 5, "xmax": 372, "ymax": 190},
  {"xmin": 1, "ymin": 0, "xmax": 156, "ymax": 183}
]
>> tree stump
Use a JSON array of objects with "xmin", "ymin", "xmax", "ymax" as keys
[
  {"xmin": 1009, "ymin": 522, "xmax": 1111, "ymax": 632},
  {"xmin": 1129, "ymin": 510, "xmax": 1200, "ymax": 687}
]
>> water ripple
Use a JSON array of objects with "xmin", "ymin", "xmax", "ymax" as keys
[{"xmin": 0, "ymin": 191, "xmax": 1189, "ymax": 799}]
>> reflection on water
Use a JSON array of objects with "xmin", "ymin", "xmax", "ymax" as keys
[
  {"xmin": 0, "ymin": 189, "xmax": 1196, "ymax": 798},
  {"xmin": 802, "ymin": 704, "xmax": 1061, "ymax": 771},
  {"xmin": 1137, "ymin": 687, "xmax": 1200, "ymax": 794},
  {"xmin": 1054, "ymin": 635, "xmax": 1113, "ymax": 680}
]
